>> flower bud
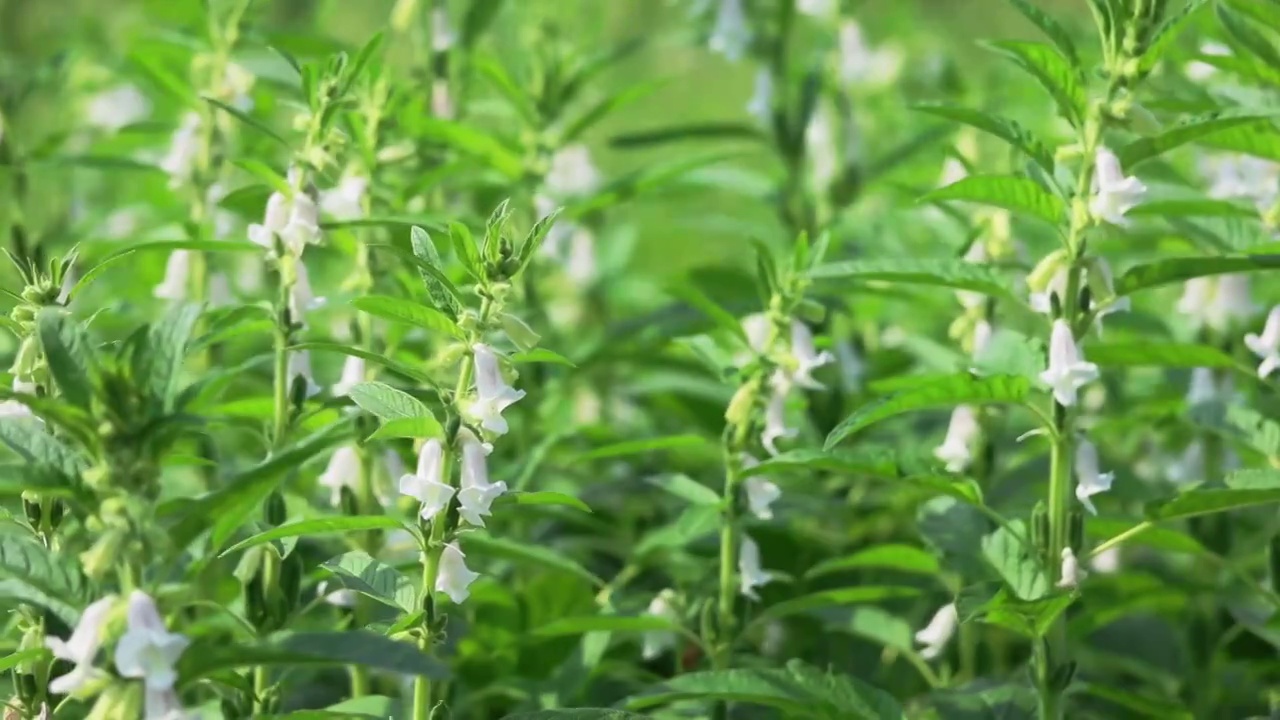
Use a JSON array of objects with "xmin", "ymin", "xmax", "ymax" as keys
[
  {"xmin": 79, "ymin": 528, "xmax": 126, "ymax": 581},
  {"xmin": 1027, "ymin": 250, "xmax": 1069, "ymax": 294},
  {"xmin": 724, "ymin": 383, "xmax": 756, "ymax": 427},
  {"xmin": 499, "ymin": 312, "xmax": 541, "ymax": 351}
]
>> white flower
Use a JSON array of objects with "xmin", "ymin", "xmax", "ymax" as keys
[
  {"xmin": 400, "ymin": 439, "xmax": 455, "ymax": 522},
  {"xmin": 0, "ymin": 377, "xmax": 36, "ymax": 419},
  {"xmin": 288, "ymin": 350, "xmax": 321, "ymax": 398},
  {"xmin": 1245, "ymin": 305, "xmax": 1280, "ymax": 379},
  {"xmin": 915, "ymin": 603, "xmax": 958, "ymax": 660},
  {"xmin": 971, "ymin": 320, "xmax": 994, "ymax": 360},
  {"xmin": 1089, "ymin": 147, "xmax": 1146, "ymax": 225},
  {"xmin": 789, "ymin": 321, "xmax": 834, "ymax": 389},
  {"xmin": 939, "ymin": 157, "xmax": 968, "ymax": 188},
  {"xmin": 457, "ymin": 428, "xmax": 507, "ymax": 527},
  {"xmin": 144, "ymin": 687, "xmax": 190, "ymax": 720},
  {"xmin": 741, "ymin": 313, "xmax": 772, "ymax": 355},
  {"xmin": 431, "ymin": 79, "xmax": 454, "ymax": 120},
  {"xmin": 45, "ymin": 596, "xmax": 115, "ymax": 694},
  {"xmin": 85, "ymin": 85, "xmax": 151, "ymax": 132},
  {"xmin": 565, "ymin": 226, "xmax": 597, "ymax": 285},
  {"xmin": 1201, "ymin": 153, "xmax": 1278, "ymax": 208},
  {"xmin": 1186, "ymin": 42, "xmax": 1231, "ymax": 81},
  {"xmin": 288, "ymin": 261, "xmax": 325, "ymax": 325},
  {"xmin": 333, "ymin": 356, "xmax": 366, "ymax": 397},
  {"xmin": 805, "ymin": 108, "xmax": 838, "ymax": 191},
  {"xmin": 468, "ymin": 344, "xmax": 525, "ymax": 436},
  {"xmin": 431, "ymin": 6, "xmax": 456, "ymax": 51},
  {"xmin": 1178, "ymin": 275, "xmax": 1256, "ymax": 331},
  {"xmin": 151, "ymin": 251, "xmax": 190, "ymax": 301},
  {"xmin": 222, "ymin": 62, "xmax": 257, "ymax": 112},
  {"xmin": 761, "ymin": 373, "xmax": 797, "ymax": 456},
  {"xmin": 746, "ymin": 68, "xmax": 773, "ymax": 123},
  {"xmin": 1187, "ymin": 368, "xmax": 1218, "ymax": 406},
  {"xmin": 834, "ymin": 338, "xmax": 865, "ymax": 391},
  {"xmin": 281, "ymin": 191, "xmax": 321, "ymax": 256},
  {"xmin": 319, "ymin": 445, "xmax": 360, "ymax": 506},
  {"xmin": 435, "ymin": 542, "xmax": 480, "ymax": 603},
  {"xmin": 1090, "ymin": 546, "xmax": 1121, "ymax": 574},
  {"xmin": 1056, "ymin": 547, "xmax": 1085, "ymax": 589},
  {"xmin": 838, "ymin": 20, "xmax": 902, "ymax": 87},
  {"xmin": 1074, "ymin": 439, "xmax": 1114, "ymax": 515},
  {"xmin": 935, "ymin": 405, "xmax": 980, "ymax": 473},
  {"xmin": 1028, "ymin": 266, "xmax": 1067, "ymax": 316},
  {"xmin": 114, "ymin": 591, "xmax": 189, "ymax": 693},
  {"xmin": 738, "ymin": 534, "xmax": 774, "ymax": 600},
  {"xmin": 1039, "ymin": 320, "xmax": 1098, "ymax": 407},
  {"xmin": 248, "ymin": 191, "xmax": 289, "ymax": 252},
  {"xmin": 159, "ymin": 113, "xmax": 201, "ymax": 188},
  {"xmin": 545, "ymin": 145, "xmax": 601, "ymax": 198},
  {"xmin": 741, "ymin": 455, "xmax": 781, "ymax": 520},
  {"xmin": 796, "ymin": 0, "xmax": 835, "ymax": 16},
  {"xmin": 708, "ymin": 0, "xmax": 750, "ymax": 61},
  {"xmin": 319, "ymin": 176, "xmax": 368, "ymax": 221},
  {"xmin": 317, "ymin": 580, "xmax": 358, "ymax": 608},
  {"xmin": 642, "ymin": 590, "xmax": 680, "ymax": 660}
]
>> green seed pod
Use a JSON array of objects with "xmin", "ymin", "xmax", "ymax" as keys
[
  {"xmin": 244, "ymin": 574, "xmax": 268, "ymax": 629},
  {"xmin": 48, "ymin": 499, "xmax": 65, "ymax": 530},
  {"xmin": 21, "ymin": 494, "xmax": 40, "ymax": 527},
  {"xmin": 1050, "ymin": 660, "xmax": 1077, "ymax": 693},
  {"xmin": 280, "ymin": 552, "xmax": 303, "ymax": 612},
  {"xmin": 1031, "ymin": 502, "xmax": 1049, "ymax": 556},
  {"xmin": 264, "ymin": 490, "xmax": 287, "ymax": 527}
]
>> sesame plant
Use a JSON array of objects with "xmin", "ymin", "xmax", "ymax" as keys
[{"xmin": 3, "ymin": 0, "xmax": 1280, "ymax": 719}]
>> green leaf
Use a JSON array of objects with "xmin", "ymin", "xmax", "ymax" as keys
[
  {"xmin": 923, "ymin": 174, "xmax": 1064, "ymax": 225},
  {"xmin": 667, "ymin": 282, "xmax": 748, "ymax": 343},
  {"xmin": 1140, "ymin": 0, "xmax": 1212, "ymax": 70},
  {"xmin": 510, "ymin": 348, "xmax": 576, "ymax": 367},
  {"xmin": 502, "ymin": 491, "xmax": 592, "ymax": 514},
  {"xmin": 1115, "ymin": 255, "xmax": 1280, "ymax": 295},
  {"xmin": 461, "ymin": 533, "xmax": 602, "ymax": 586},
  {"xmin": 577, "ymin": 434, "xmax": 706, "ymax": 461},
  {"xmin": 635, "ymin": 505, "xmax": 720, "ymax": 556},
  {"xmin": 321, "ymin": 215, "xmax": 447, "ymax": 232},
  {"xmin": 127, "ymin": 50, "xmax": 198, "ymax": 106},
  {"xmin": 36, "ymin": 308, "xmax": 98, "ymax": 410},
  {"xmin": 627, "ymin": 659, "xmax": 904, "ymax": 720},
  {"xmin": 981, "ymin": 521, "xmax": 1048, "ymax": 601},
  {"xmin": 405, "ymin": 227, "xmax": 463, "ymax": 318},
  {"xmin": 178, "ymin": 630, "xmax": 449, "ymax": 684},
  {"xmin": 0, "ymin": 418, "xmax": 86, "ymax": 481},
  {"xmin": 751, "ymin": 448, "xmax": 902, "ymax": 479},
  {"xmin": 291, "ymin": 342, "xmax": 439, "ymax": 387},
  {"xmin": 366, "ymin": 416, "xmax": 445, "ymax": 441},
  {"xmin": 826, "ymin": 375, "xmax": 1031, "ymax": 449},
  {"xmin": 347, "ymin": 382, "xmax": 432, "ymax": 420},
  {"xmin": 204, "ymin": 96, "xmax": 289, "ymax": 146},
  {"xmin": 532, "ymin": 614, "xmax": 681, "ymax": 638},
  {"xmin": 138, "ymin": 303, "xmax": 202, "ymax": 410},
  {"xmin": 913, "ymin": 104, "xmax": 1054, "ymax": 173},
  {"xmin": 809, "ymin": 258, "xmax": 1017, "ymax": 301},
  {"xmin": 985, "ymin": 40, "xmax": 1086, "ymax": 126},
  {"xmin": 1126, "ymin": 198, "xmax": 1262, "ymax": 219},
  {"xmin": 1191, "ymin": 401, "xmax": 1280, "ymax": 459},
  {"xmin": 417, "ymin": 117, "xmax": 524, "ymax": 178},
  {"xmin": 806, "ymin": 544, "xmax": 940, "ymax": 580},
  {"xmin": 503, "ymin": 712, "xmax": 652, "ymax": 720},
  {"xmin": 0, "ymin": 647, "xmax": 50, "ymax": 674},
  {"xmin": 1002, "ymin": 0, "xmax": 1080, "ymax": 66},
  {"xmin": 562, "ymin": 78, "xmax": 666, "ymax": 143},
  {"xmin": 754, "ymin": 587, "xmax": 921, "ymax": 624},
  {"xmin": 647, "ymin": 474, "xmax": 721, "ymax": 506},
  {"xmin": 516, "ymin": 207, "xmax": 563, "ymax": 276},
  {"xmin": 351, "ymin": 295, "xmax": 463, "ymax": 338},
  {"xmin": 1117, "ymin": 112, "xmax": 1279, "ymax": 168},
  {"xmin": 233, "ymin": 159, "xmax": 291, "ymax": 194},
  {"xmin": 0, "ymin": 535, "xmax": 87, "ymax": 625},
  {"xmin": 220, "ymin": 516, "xmax": 407, "ymax": 556},
  {"xmin": 609, "ymin": 122, "xmax": 765, "ymax": 149},
  {"xmin": 1085, "ymin": 342, "xmax": 1237, "ymax": 368},
  {"xmin": 448, "ymin": 221, "xmax": 482, "ymax": 279},
  {"xmin": 1148, "ymin": 470, "xmax": 1280, "ymax": 520},
  {"xmin": 460, "ymin": 0, "xmax": 505, "ymax": 47},
  {"xmin": 321, "ymin": 551, "xmax": 417, "ymax": 612},
  {"xmin": 1198, "ymin": 120, "xmax": 1280, "ymax": 162},
  {"xmin": 971, "ymin": 329, "xmax": 1044, "ymax": 379},
  {"xmin": 1217, "ymin": 3, "xmax": 1280, "ymax": 69}
]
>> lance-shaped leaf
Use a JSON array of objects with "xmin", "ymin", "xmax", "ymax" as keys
[
  {"xmin": 351, "ymin": 295, "xmax": 463, "ymax": 339},
  {"xmin": 220, "ymin": 516, "xmax": 409, "ymax": 556},
  {"xmin": 1199, "ymin": 120, "xmax": 1280, "ymax": 162},
  {"xmin": 416, "ymin": 117, "xmax": 524, "ymax": 178},
  {"xmin": 1116, "ymin": 112, "xmax": 1279, "ymax": 168},
  {"xmin": 347, "ymin": 382, "xmax": 434, "ymax": 421},
  {"xmin": 321, "ymin": 551, "xmax": 418, "ymax": 612},
  {"xmin": 1115, "ymin": 255, "xmax": 1280, "ymax": 295},
  {"xmin": 923, "ymin": 175, "xmax": 1064, "ymax": 226},
  {"xmin": 1002, "ymin": 0, "xmax": 1080, "ymax": 66},
  {"xmin": 1085, "ymin": 342, "xmax": 1237, "ymax": 369},
  {"xmin": 809, "ymin": 258, "xmax": 1018, "ymax": 301},
  {"xmin": 913, "ymin": 104, "xmax": 1055, "ymax": 173},
  {"xmin": 984, "ymin": 40, "xmax": 1086, "ymax": 126},
  {"xmin": 532, "ymin": 614, "xmax": 684, "ymax": 639},
  {"xmin": 806, "ymin": 544, "xmax": 941, "ymax": 580},
  {"xmin": 37, "ymin": 308, "xmax": 98, "ymax": 411},
  {"xmin": 1147, "ymin": 469, "xmax": 1280, "ymax": 520},
  {"xmin": 0, "ymin": 536, "xmax": 87, "ymax": 625}
]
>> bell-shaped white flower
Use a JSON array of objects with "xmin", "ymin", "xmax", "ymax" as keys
[
  {"xmin": 45, "ymin": 596, "xmax": 115, "ymax": 694},
  {"xmin": 835, "ymin": 338, "xmax": 865, "ymax": 391},
  {"xmin": 1039, "ymin": 320, "xmax": 1098, "ymax": 407},
  {"xmin": 288, "ymin": 350, "xmax": 321, "ymax": 398},
  {"xmin": 741, "ymin": 455, "xmax": 781, "ymax": 520},
  {"xmin": 1089, "ymin": 147, "xmax": 1146, "ymax": 225},
  {"xmin": 641, "ymin": 589, "xmax": 680, "ymax": 660},
  {"xmin": 838, "ymin": 20, "xmax": 902, "ymax": 87},
  {"xmin": 317, "ymin": 580, "xmax": 358, "ymax": 608},
  {"xmin": 1028, "ymin": 266, "xmax": 1068, "ymax": 316},
  {"xmin": 1179, "ymin": 275, "xmax": 1255, "ymax": 331},
  {"xmin": 399, "ymin": 439, "xmax": 455, "ymax": 522},
  {"xmin": 319, "ymin": 176, "xmax": 367, "ymax": 221},
  {"xmin": 85, "ymin": 85, "xmax": 151, "ymax": 132},
  {"xmin": 761, "ymin": 373, "xmax": 797, "ymax": 456},
  {"xmin": 144, "ymin": 687, "xmax": 189, "ymax": 720},
  {"xmin": 1245, "ymin": 305, "xmax": 1280, "ymax": 379},
  {"xmin": 708, "ymin": 0, "xmax": 750, "ymax": 61},
  {"xmin": 0, "ymin": 377, "xmax": 36, "ymax": 419},
  {"xmin": 935, "ymin": 405, "xmax": 980, "ymax": 473},
  {"xmin": 746, "ymin": 68, "xmax": 773, "ymax": 123},
  {"xmin": 435, "ymin": 542, "xmax": 480, "ymax": 604},
  {"xmin": 1186, "ymin": 368, "xmax": 1218, "ymax": 406},
  {"xmin": 457, "ymin": 428, "xmax": 507, "ymax": 527},
  {"xmin": 431, "ymin": 79, "xmax": 455, "ymax": 120},
  {"xmin": 741, "ymin": 313, "xmax": 772, "ymax": 356},
  {"xmin": 431, "ymin": 6, "xmax": 456, "ymax": 51},
  {"xmin": 1074, "ymin": 439, "xmax": 1114, "ymax": 515},
  {"xmin": 288, "ymin": 261, "xmax": 325, "ymax": 325},
  {"xmin": 248, "ymin": 191, "xmax": 289, "ymax": 252},
  {"xmin": 159, "ymin": 113, "xmax": 201, "ymax": 188},
  {"xmin": 281, "ymin": 191, "xmax": 321, "ymax": 257},
  {"xmin": 1186, "ymin": 42, "xmax": 1231, "ymax": 81},
  {"xmin": 319, "ymin": 445, "xmax": 360, "ymax": 506},
  {"xmin": 915, "ymin": 603, "xmax": 958, "ymax": 660},
  {"xmin": 789, "ymin": 321, "xmax": 834, "ymax": 389},
  {"xmin": 114, "ymin": 591, "xmax": 189, "ymax": 692},
  {"xmin": 332, "ymin": 355, "xmax": 366, "ymax": 397},
  {"xmin": 971, "ymin": 320, "xmax": 994, "ymax": 360},
  {"xmin": 1056, "ymin": 547, "xmax": 1085, "ymax": 589},
  {"xmin": 1090, "ymin": 546, "xmax": 1120, "ymax": 574},
  {"xmin": 738, "ymin": 534, "xmax": 774, "ymax": 600},
  {"xmin": 467, "ymin": 344, "xmax": 525, "ymax": 436},
  {"xmin": 805, "ymin": 108, "xmax": 838, "ymax": 191},
  {"xmin": 545, "ymin": 145, "xmax": 601, "ymax": 198}
]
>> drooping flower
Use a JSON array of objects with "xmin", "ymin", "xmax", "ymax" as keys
[
  {"xmin": 1178, "ymin": 275, "xmax": 1255, "ymax": 331},
  {"xmin": 457, "ymin": 428, "xmax": 507, "ymax": 527},
  {"xmin": 939, "ymin": 157, "xmax": 969, "ymax": 188},
  {"xmin": 467, "ymin": 344, "xmax": 526, "ymax": 436},
  {"xmin": 805, "ymin": 108, "xmax": 838, "ymax": 191},
  {"xmin": 1039, "ymin": 320, "xmax": 1098, "ymax": 407},
  {"xmin": 399, "ymin": 438, "xmax": 455, "ymax": 522},
  {"xmin": 1074, "ymin": 439, "xmax": 1114, "ymax": 515},
  {"xmin": 317, "ymin": 580, "xmax": 358, "ymax": 608},
  {"xmin": 789, "ymin": 321, "xmax": 835, "ymax": 389},
  {"xmin": 435, "ymin": 542, "xmax": 480, "ymax": 603},
  {"xmin": 288, "ymin": 350, "xmax": 321, "ymax": 398},
  {"xmin": 85, "ymin": 85, "xmax": 151, "ymax": 132},
  {"xmin": 1028, "ymin": 266, "xmax": 1067, "ymax": 316},
  {"xmin": 935, "ymin": 405, "xmax": 980, "ymax": 473},
  {"xmin": 1245, "ymin": 305, "xmax": 1280, "ymax": 379},
  {"xmin": 834, "ymin": 337, "xmax": 865, "ymax": 391},
  {"xmin": 738, "ymin": 534, "xmax": 773, "ymax": 600},
  {"xmin": 1090, "ymin": 546, "xmax": 1121, "ymax": 574},
  {"xmin": 915, "ymin": 603, "xmax": 958, "ymax": 660},
  {"xmin": 761, "ymin": 374, "xmax": 797, "ymax": 456},
  {"xmin": 1089, "ymin": 147, "xmax": 1147, "ymax": 225},
  {"xmin": 288, "ymin": 261, "xmax": 325, "ymax": 325},
  {"xmin": 332, "ymin": 356, "xmax": 365, "ymax": 398},
  {"xmin": 545, "ymin": 145, "xmax": 601, "ymax": 199},
  {"xmin": 708, "ymin": 0, "xmax": 750, "ymax": 61},
  {"xmin": 1056, "ymin": 548, "xmax": 1085, "ymax": 589},
  {"xmin": 1186, "ymin": 41, "xmax": 1231, "ymax": 81},
  {"xmin": 741, "ymin": 455, "xmax": 781, "ymax": 520},
  {"xmin": 249, "ymin": 185, "xmax": 320, "ymax": 258},
  {"xmin": 319, "ymin": 445, "xmax": 360, "ymax": 507},
  {"xmin": 1186, "ymin": 368, "xmax": 1218, "ymax": 406},
  {"xmin": 319, "ymin": 176, "xmax": 368, "ymax": 221},
  {"xmin": 143, "ymin": 687, "xmax": 189, "ymax": 720},
  {"xmin": 45, "ymin": 596, "xmax": 115, "ymax": 694},
  {"xmin": 741, "ymin": 313, "xmax": 772, "ymax": 356},
  {"xmin": 641, "ymin": 589, "xmax": 680, "ymax": 660},
  {"xmin": 0, "ymin": 377, "xmax": 37, "ymax": 419},
  {"xmin": 971, "ymin": 320, "xmax": 994, "ymax": 360},
  {"xmin": 248, "ymin": 191, "xmax": 289, "ymax": 253},
  {"xmin": 746, "ymin": 68, "xmax": 773, "ymax": 123},
  {"xmin": 114, "ymin": 591, "xmax": 189, "ymax": 694},
  {"xmin": 837, "ymin": 20, "xmax": 902, "ymax": 87},
  {"xmin": 159, "ymin": 113, "xmax": 202, "ymax": 188}
]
